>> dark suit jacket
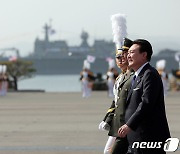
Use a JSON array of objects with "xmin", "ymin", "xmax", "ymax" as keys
[
  {"xmin": 125, "ymin": 63, "xmax": 170, "ymax": 145},
  {"xmin": 105, "ymin": 70, "xmax": 133, "ymax": 137}
]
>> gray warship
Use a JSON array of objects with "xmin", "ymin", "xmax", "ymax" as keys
[
  {"xmin": 22, "ymin": 23, "xmax": 180, "ymax": 75},
  {"xmin": 23, "ymin": 23, "xmax": 116, "ymax": 74}
]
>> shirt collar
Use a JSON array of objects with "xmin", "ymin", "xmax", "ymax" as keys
[{"xmin": 135, "ymin": 62, "xmax": 149, "ymax": 77}]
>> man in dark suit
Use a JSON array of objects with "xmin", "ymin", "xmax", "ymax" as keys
[{"xmin": 118, "ymin": 39, "xmax": 170, "ymax": 154}]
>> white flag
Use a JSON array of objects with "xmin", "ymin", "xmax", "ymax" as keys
[
  {"xmin": 175, "ymin": 52, "xmax": 180, "ymax": 62},
  {"xmin": 9, "ymin": 56, "xmax": 17, "ymax": 62},
  {"xmin": 106, "ymin": 57, "xmax": 113, "ymax": 62},
  {"xmin": 87, "ymin": 55, "xmax": 96, "ymax": 63}
]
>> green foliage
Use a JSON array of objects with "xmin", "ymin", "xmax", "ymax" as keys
[{"xmin": 0, "ymin": 59, "xmax": 36, "ymax": 80}]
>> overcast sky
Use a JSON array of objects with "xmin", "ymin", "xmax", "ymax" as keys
[{"xmin": 0, "ymin": 0, "xmax": 180, "ymax": 56}]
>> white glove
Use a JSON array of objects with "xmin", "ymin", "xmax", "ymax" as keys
[
  {"xmin": 99, "ymin": 121, "xmax": 104, "ymax": 130},
  {"xmin": 98, "ymin": 121, "xmax": 110, "ymax": 131}
]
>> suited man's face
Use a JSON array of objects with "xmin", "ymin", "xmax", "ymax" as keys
[{"xmin": 127, "ymin": 44, "xmax": 147, "ymax": 71}]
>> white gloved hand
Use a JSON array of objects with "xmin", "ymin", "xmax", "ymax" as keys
[
  {"xmin": 98, "ymin": 121, "xmax": 110, "ymax": 131},
  {"xmin": 99, "ymin": 121, "xmax": 104, "ymax": 130},
  {"xmin": 103, "ymin": 122, "xmax": 110, "ymax": 131}
]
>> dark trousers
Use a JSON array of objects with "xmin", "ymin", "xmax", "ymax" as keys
[{"xmin": 111, "ymin": 137, "xmax": 128, "ymax": 154}]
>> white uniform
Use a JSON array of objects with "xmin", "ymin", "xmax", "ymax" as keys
[
  {"xmin": 104, "ymin": 136, "xmax": 116, "ymax": 154},
  {"xmin": 156, "ymin": 59, "xmax": 169, "ymax": 97},
  {"xmin": 107, "ymin": 71, "xmax": 115, "ymax": 97},
  {"xmin": 81, "ymin": 71, "xmax": 92, "ymax": 98},
  {"xmin": 0, "ymin": 65, "xmax": 8, "ymax": 96},
  {"xmin": 161, "ymin": 72, "xmax": 169, "ymax": 97}
]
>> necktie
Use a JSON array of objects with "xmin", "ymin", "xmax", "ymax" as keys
[
  {"xmin": 131, "ymin": 75, "xmax": 136, "ymax": 88},
  {"xmin": 127, "ymin": 75, "xmax": 136, "ymax": 101}
]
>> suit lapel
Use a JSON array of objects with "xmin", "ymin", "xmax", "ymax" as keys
[
  {"xmin": 126, "ymin": 75, "xmax": 142, "ymax": 102},
  {"xmin": 126, "ymin": 63, "xmax": 150, "ymax": 102}
]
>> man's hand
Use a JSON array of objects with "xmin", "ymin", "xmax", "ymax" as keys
[{"xmin": 118, "ymin": 124, "xmax": 131, "ymax": 138}]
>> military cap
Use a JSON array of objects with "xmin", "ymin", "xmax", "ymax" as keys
[{"xmin": 116, "ymin": 38, "xmax": 133, "ymax": 58}]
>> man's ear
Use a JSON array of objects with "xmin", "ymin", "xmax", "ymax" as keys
[{"xmin": 142, "ymin": 52, "xmax": 147, "ymax": 60}]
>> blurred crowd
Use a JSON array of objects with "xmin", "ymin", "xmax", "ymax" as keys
[{"xmin": 79, "ymin": 57, "xmax": 180, "ymax": 98}]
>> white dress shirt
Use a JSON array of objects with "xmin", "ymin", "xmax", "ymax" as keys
[{"xmin": 134, "ymin": 62, "xmax": 149, "ymax": 77}]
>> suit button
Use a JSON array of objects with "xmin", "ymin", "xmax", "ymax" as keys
[{"xmin": 114, "ymin": 114, "xmax": 116, "ymax": 117}]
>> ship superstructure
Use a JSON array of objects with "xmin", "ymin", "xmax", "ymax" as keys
[{"xmin": 33, "ymin": 23, "xmax": 115, "ymax": 59}]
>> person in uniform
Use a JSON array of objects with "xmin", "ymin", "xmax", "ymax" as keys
[
  {"xmin": 156, "ymin": 59, "xmax": 169, "ymax": 97},
  {"xmin": 106, "ymin": 59, "xmax": 119, "ymax": 97},
  {"xmin": 80, "ymin": 60, "xmax": 95, "ymax": 98},
  {"xmin": 99, "ymin": 38, "xmax": 133, "ymax": 154},
  {"xmin": 0, "ymin": 65, "xmax": 8, "ymax": 96}
]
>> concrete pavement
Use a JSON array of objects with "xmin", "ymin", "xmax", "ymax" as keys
[{"xmin": 0, "ymin": 91, "xmax": 179, "ymax": 154}]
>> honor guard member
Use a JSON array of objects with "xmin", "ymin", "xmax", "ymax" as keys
[
  {"xmin": 99, "ymin": 38, "xmax": 133, "ymax": 154},
  {"xmin": 0, "ymin": 65, "xmax": 3, "ymax": 95},
  {"xmin": 156, "ymin": 59, "xmax": 169, "ymax": 97},
  {"xmin": 0, "ymin": 65, "xmax": 9, "ymax": 96},
  {"xmin": 80, "ymin": 60, "xmax": 95, "ymax": 98},
  {"xmin": 107, "ymin": 59, "xmax": 119, "ymax": 97}
]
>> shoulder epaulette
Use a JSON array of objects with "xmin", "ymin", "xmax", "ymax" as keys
[{"xmin": 107, "ymin": 108, "xmax": 115, "ymax": 113}]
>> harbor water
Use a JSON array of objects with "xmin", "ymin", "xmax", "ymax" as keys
[{"xmin": 18, "ymin": 75, "xmax": 82, "ymax": 92}]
